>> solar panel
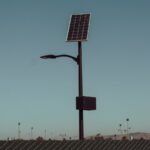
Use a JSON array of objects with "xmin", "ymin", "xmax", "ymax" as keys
[{"xmin": 66, "ymin": 14, "xmax": 90, "ymax": 42}]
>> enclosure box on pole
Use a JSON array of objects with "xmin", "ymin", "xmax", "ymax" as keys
[{"xmin": 76, "ymin": 96, "xmax": 96, "ymax": 110}]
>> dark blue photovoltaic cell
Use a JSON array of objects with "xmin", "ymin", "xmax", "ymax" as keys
[{"xmin": 67, "ymin": 14, "xmax": 90, "ymax": 42}]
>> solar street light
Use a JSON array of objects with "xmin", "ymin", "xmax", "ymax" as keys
[
  {"xmin": 31, "ymin": 127, "xmax": 34, "ymax": 139},
  {"xmin": 40, "ymin": 13, "xmax": 96, "ymax": 140},
  {"xmin": 126, "ymin": 118, "xmax": 130, "ymax": 139},
  {"xmin": 18, "ymin": 122, "xmax": 21, "ymax": 139}
]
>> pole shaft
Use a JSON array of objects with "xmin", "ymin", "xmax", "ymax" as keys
[{"xmin": 78, "ymin": 41, "xmax": 84, "ymax": 140}]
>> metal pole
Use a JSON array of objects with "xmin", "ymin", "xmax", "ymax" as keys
[
  {"xmin": 31, "ymin": 127, "xmax": 34, "ymax": 139},
  {"xmin": 78, "ymin": 41, "xmax": 84, "ymax": 140},
  {"xmin": 18, "ymin": 122, "xmax": 21, "ymax": 140},
  {"xmin": 126, "ymin": 118, "xmax": 130, "ymax": 139}
]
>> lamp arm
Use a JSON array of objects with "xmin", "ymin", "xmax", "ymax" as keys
[{"xmin": 56, "ymin": 54, "xmax": 78, "ymax": 64}]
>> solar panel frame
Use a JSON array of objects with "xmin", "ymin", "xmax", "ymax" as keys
[{"xmin": 66, "ymin": 13, "xmax": 91, "ymax": 42}]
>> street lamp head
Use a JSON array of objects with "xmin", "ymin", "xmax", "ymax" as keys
[{"xmin": 40, "ymin": 54, "xmax": 57, "ymax": 59}]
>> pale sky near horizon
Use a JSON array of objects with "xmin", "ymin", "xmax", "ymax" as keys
[{"xmin": 0, "ymin": 0, "xmax": 150, "ymax": 140}]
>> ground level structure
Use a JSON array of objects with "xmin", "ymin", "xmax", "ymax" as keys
[{"xmin": 0, "ymin": 140, "xmax": 150, "ymax": 149}]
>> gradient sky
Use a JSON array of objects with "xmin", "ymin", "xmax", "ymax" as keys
[{"xmin": 0, "ymin": 0, "xmax": 150, "ymax": 140}]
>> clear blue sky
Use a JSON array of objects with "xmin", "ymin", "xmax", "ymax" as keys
[{"xmin": 0, "ymin": 0, "xmax": 150, "ymax": 140}]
